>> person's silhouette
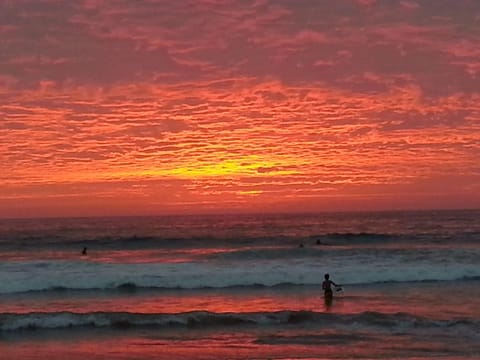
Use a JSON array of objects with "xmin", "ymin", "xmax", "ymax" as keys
[{"xmin": 322, "ymin": 273, "xmax": 340, "ymax": 298}]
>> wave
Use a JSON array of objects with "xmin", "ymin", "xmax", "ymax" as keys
[
  {"xmin": 1, "ymin": 235, "xmax": 200, "ymax": 250},
  {"xmin": 316, "ymin": 232, "xmax": 399, "ymax": 244},
  {"xmin": 203, "ymin": 245, "xmax": 460, "ymax": 261},
  {"xmin": 1, "ymin": 256, "xmax": 479, "ymax": 295},
  {"xmin": 23, "ymin": 282, "xmax": 307, "ymax": 295},
  {"xmin": 15, "ymin": 275, "xmax": 480, "ymax": 295},
  {"xmin": 4, "ymin": 230, "xmax": 477, "ymax": 251},
  {"xmin": 1, "ymin": 310, "xmax": 477, "ymax": 332}
]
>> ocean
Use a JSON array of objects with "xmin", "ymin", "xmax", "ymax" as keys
[{"xmin": 0, "ymin": 210, "xmax": 479, "ymax": 359}]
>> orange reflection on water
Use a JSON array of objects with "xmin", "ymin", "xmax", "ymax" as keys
[
  {"xmin": 0, "ymin": 289, "xmax": 320, "ymax": 314},
  {"xmin": 0, "ymin": 246, "xmax": 285, "ymax": 264},
  {"xmin": 0, "ymin": 331, "xmax": 347, "ymax": 360},
  {"xmin": 1, "ymin": 283, "xmax": 477, "ymax": 320}
]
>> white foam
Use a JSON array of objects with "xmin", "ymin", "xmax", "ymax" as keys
[{"xmin": 0, "ymin": 252, "xmax": 479, "ymax": 294}]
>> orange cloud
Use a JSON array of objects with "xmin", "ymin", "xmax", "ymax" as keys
[{"xmin": 0, "ymin": 0, "xmax": 479, "ymax": 217}]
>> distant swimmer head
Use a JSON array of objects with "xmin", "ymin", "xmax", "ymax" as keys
[{"xmin": 324, "ymin": 273, "xmax": 330, "ymax": 279}]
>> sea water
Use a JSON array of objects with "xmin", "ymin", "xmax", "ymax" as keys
[{"xmin": 0, "ymin": 210, "xmax": 479, "ymax": 359}]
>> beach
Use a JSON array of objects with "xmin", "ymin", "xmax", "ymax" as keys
[{"xmin": 1, "ymin": 210, "xmax": 479, "ymax": 359}]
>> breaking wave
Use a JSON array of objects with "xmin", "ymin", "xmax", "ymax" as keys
[{"xmin": 1, "ymin": 310, "xmax": 477, "ymax": 332}]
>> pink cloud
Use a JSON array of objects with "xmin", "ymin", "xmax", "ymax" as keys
[
  {"xmin": 355, "ymin": 0, "xmax": 377, "ymax": 7},
  {"xmin": 400, "ymin": 1, "xmax": 420, "ymax": 10},
  {"xmin": 1, "ymin": 0, "xmax": 479, "ymax": 216}
]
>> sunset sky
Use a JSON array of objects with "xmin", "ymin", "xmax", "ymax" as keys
[{"xmin": 1, "ymin": 0, "xmax": 479, "ymax": 218}]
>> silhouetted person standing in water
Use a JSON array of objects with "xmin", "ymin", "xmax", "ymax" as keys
[
  {"xmin": 82, "ymin": 247, "xmax": 87, "ymax": 256},
  {"xmin": 322, "ymin": 273, "xmax": 341, "ymax": 306}
]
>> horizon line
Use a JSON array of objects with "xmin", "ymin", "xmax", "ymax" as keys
[{"xmin": 1, "ymin": 207, "xmax": 478, "ymax": 221}]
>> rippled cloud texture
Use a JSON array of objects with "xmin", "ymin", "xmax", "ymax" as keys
[{"xmin": 1, "ymin": 0, "xmax": 479, "ymax": 217}]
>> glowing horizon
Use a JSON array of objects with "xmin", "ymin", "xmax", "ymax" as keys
[{"xmin": 1, "ymin": 0, "xmax": 479, "ymax": 218}]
